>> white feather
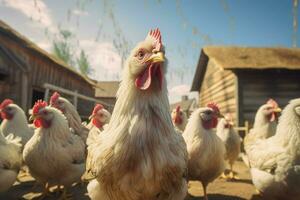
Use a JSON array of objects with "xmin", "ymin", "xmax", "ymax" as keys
[{"xmin": 0, "ymin": 131, "xmax": 22, "ymax": 192}]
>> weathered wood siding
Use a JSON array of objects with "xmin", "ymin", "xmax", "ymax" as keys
[
  {"xmin": 237, "ymin": 69, "xmax": 300, "ymax": 126},
  {"xmin": 199, "ymin": 59, "xmax": 238, "ymax": 122},
  {"xmin": 0, "ymin": 27, "xmax": 95, "ymax": 118},
  {"xmin": 0, "ymin": 47, "xmax": 24, "ymax": 106}
]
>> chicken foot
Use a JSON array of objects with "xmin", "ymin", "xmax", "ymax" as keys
[
  {"xmin": 228, "ymin": 164, "xmax": 239, "ymax": 180},
  {"xmin": 37, "ymin": 183, "xmax": 53, "ymax": 200},
  {"xmin": 58, "ymin": 187, "xmax": 73, "ymax": 200}
]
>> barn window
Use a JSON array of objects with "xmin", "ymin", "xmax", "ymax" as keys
[{"xmin": 31, "ymin": 88, "xmax": 45, "ymax": 107}]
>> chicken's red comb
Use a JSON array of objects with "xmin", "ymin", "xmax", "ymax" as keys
[
  {"xmin": 146, "ymin": 28, "xmax": 162, "ymax": 51},
  {"xmin": 50, "ymin": 92, "xmax": 60, "ymax": 104},
  {"xmin": 267, "ymin": 98, "xmax": 278, "ymax": 108},
  {"xmin": 176, "ymin": 105, "xmax": 181, "ymax": 112},
  {"xmin": 32, "ymin": 100, "xmax": 48, "ymax": 115},
  {"xmin": 92, "ymin": 104, "xmax": 104, "ymax": 114},
  {"xmin": 207, "ymin": 102, "xmax": 220, "ymax": 113},
  {"xmin": 0, "ymin": 99, "xmax": 13, "ymax": 110}
]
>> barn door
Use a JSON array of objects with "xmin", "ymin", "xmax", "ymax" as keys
[{"xmin": 31, "ymin": 88, "xmax": 45, "ymax": 107}]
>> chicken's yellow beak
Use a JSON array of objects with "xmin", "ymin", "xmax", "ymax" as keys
[
  {"xmin": 29, "ymin": 114, "xmax": 40, "ymax": 121},
  {"xmin": 88, "ymin": 114, "xmax": 95, "ymax": 120},
  {"xmin": 218, "ymin": 113, "xmax": 224, "ymax": 118},
  {"xmin": 273, "ymin": 107, "xmax": 282, "ymax": 113},
  {"xmin": 145, "ymin": 52, "xmax": 165, "ymax": 63},
  {"xmin": 29, "ymin": 115, "xmax": 35, "ymax": 121}
]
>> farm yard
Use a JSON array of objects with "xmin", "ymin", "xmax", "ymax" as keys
[
  {"xmin": 1, "ymin": 161, "xmax": 259, "ymax": 200},
  {"xmin": 1, "ymin": 1, "xmax": 300, "ymax": 200}
]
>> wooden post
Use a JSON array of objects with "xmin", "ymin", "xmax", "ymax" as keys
[
  {"xmin": 244, "ymin": 120, "xmax": 249, "ymax": 135},
  {"xmin": 21, "ymin": 73, "xmax": 28, "ymax": 110},
  {"xmin": 43, "ymin": 83, "xmax": 110, "ymax": 106},
  {"xmin": 44, "ymin": 88, "xmax": 50, "ymax": 102},
  {"xmin": 73, "ymin": 90, "xmax": 78, "ymax": 109}
]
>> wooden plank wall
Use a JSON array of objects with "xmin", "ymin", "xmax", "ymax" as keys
[
  {"xmin": 0, "ymin": 48, "xmax": 23, "ymax": 105},
  {"xmin": 199, "ymin": 59, "xmax": 238, "ymax": 122},
  {"xmin": 237, "ymin": 69, "xmax": 300, "ymax": 126},
  {"xmin": 0, "ymin": 32, "xmax": 95, "ymax": 118}
]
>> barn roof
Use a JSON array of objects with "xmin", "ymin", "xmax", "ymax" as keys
[
  {"xmin": 0, "ymin": 20, "xmax": 95, "ymax": 86},
  {"xmin": 191, "ymin": 46, "xmax": 300, "ymax": 91},
  {"xmin": 170, "ymin": 98, "xmax": 196, "ymax": 112},
  {"xmin": 95, "ymin": 81, "xmax": 119, "ymax": 98}
]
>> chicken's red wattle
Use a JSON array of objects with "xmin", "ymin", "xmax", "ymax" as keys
[
  {"xmin": 135, "ymin": 64, "xmax": 162, "ymax": 90},
  {"xmin": 174, "ymin": 115, "xmax": 183, "ymax": 125},
  {"xmin": 1, "ymin": 111, "xmax": 13, "ymax": 120},
  {"xmin": 202, "ymin": 117, "xmax": 218, "ymax": 130},
  {"xmin": 34, "ymin": 119, "xmax": 42, "ymax": 128},
  {"xmin": 34, "ymin": 119, "xmax": 51, "ymax": 128},
  {"xmin": 92, "ymin": 118, "xmax": 103, "ymax": 129},
  {"xmin": 268, "ymin": 112, "xmax": 278, "ymax": 122}
]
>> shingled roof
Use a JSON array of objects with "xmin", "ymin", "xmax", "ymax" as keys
[
  {"xmin": 191, "ymin": 46, "xmax": 300, "ymax": 91},
  {"xmin": 95, "ymin": 81, "xmax": 119, "ymax": 98},
  {"xmin": 170, "ymin": 98, "xmax": 196, "ymax": 113}
]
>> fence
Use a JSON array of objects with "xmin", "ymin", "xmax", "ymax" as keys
[{"xmin": 42, "ymin": 83, "xmax": 114, "ymax": 118}]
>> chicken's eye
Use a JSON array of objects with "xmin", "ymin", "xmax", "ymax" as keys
[
  {"xmin": 204, "ymin": 110, "xmax": 212, "ymax": 115},
  {"xmin": 136, "ymin": 50, "xmax": 145, "ymax": 60},
  {"xmin": 99, "ymin": 113, "xmax": 104, "ymax": 117},
  {"xmin": 42, "ymin": 110, "xmax": 48, "ymax": 115}
]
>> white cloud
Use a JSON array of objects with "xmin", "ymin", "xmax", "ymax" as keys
[
  {"xmin": 79, "ymin": 39, "xmax": 122, "ymax": 80},
  {"xmin": 2, "ymin": 0, "xmax": 56, "ymax": 32},
  {"xmin": 72, "ymin": 9, "xmax": 89, "ymax": 16}
]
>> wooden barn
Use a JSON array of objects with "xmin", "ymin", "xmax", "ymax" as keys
[
  {"xmin": 191, "ymin": 46, "xmax": 300, "ymax": 127},
  {"xmin": 170, "ymin": 95, "xmax": 197, "ymax": 117},
  {"xmin": 0, "ymin": 20, "xmax": 106, "ymax": 119}
]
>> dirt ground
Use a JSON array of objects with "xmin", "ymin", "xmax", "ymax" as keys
[{"xmin": 1, "ymin": 160, "xmax": 261, "ymax": 200}]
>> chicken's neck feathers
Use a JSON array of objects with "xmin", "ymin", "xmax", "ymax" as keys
[
  {"xmin": 275, "ymin": 105, "xmax": 300, "ymax": 150},
  {"xmin": 110, "ymin": 75, "xmax": 171, "ymax": 129},
  {"xmin": 36, "ymin": 113, "xmax": 71, "ymax": 142},
  {"xmin": 63, "ymin": 100, "xmax": 83, "ymax": 132},
  {"xmin": 101, "ymin": 71, "xmax": 175, "ymax": 156},
  {"xmin": 253, "ymin": 109, "xmax": 270, "ymax": 129},
  {"xmin": 183, "ymin": 113, "xmax": 213, "ymax": 144}
]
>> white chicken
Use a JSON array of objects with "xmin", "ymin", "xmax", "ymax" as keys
[
  {"xmin": 86, "ymin": 104, "xmax": 111, "ymax": 131},
  {"xmin": 243, "ymin": 99, "xmax": 281, "ymax": 167},
  {"xmin": 183, "ymin": 103, "xmax": 225, "ymax": 200},
  {"xmin": 245, "ymin": 98, "xmax": 300, "ymax": 199},
  {"xmin": 216, "ymin": 114, "xmax": 241, "ymax": 180},
  {"xmin": 49, "ymin": 92, "xmax": 89, "ymax": 142},
  {"xmin": 171, "ymin": 105, "xmax": 188, "ymax": 133},
  {"xmin": 86, "ymin": 28, "xmax": 188, "ymax": 200},
  {"xmin": 0, "ymin": 99, "xmax": 34, "ymax": 146},
  {"xmin": 86, "ymin": 104, "xmax": 111, "ymax": 148},
  {"xmin": 0, "ymin": 131, "xmax": 22, "ymax": 193},
  {"xmin": 23, "ymin": 100, "xmax": 86, "ymax": 199},
  {"xmin": 244, "ymin": 99, "xmax": 281, "ymax": 148}
]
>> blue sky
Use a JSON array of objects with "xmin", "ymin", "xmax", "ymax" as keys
[{"xmin": 0, "ymin": 0, "xmax": 298, "ymax": 103}]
